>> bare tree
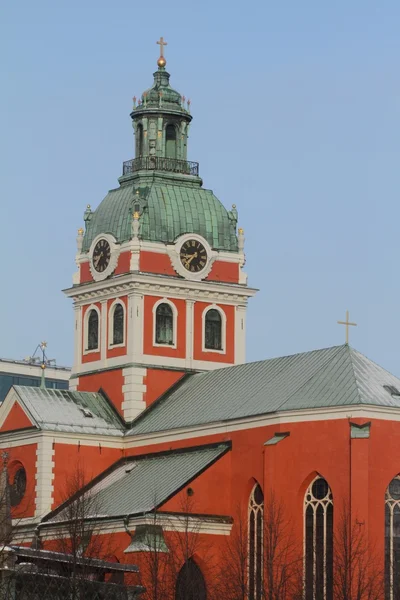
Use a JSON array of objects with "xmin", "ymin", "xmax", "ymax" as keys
[
  {"xmin": 217, "ymin": 493, "xmax": 302, "ymax": 600},
  {"xmin": 263, "ymin": 492, "xmax": 302, "ymax": 600},
  {"xmin": 333, "ymin": 505, "xmax": 383, "ymax": 600}
]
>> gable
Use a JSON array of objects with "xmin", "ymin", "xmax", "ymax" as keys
[{"xmin": 0, "ymin": 401, "xmax": 35, "ymax": 433}]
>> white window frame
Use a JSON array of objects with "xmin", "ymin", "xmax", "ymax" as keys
[
  {"xmin": 83, "ymin": 304, "xmax": 101, "ymax": 355},
  {"xmin": 108, "ymin": 299, "xmax": 126, "ymax": 349},
  {"xmin": 202, "ymin": 304, "xmax": 226, "ymax": 354},
  {"xmin": 152, "ymin": 298, "xmax": 178, "ymax": 349}
]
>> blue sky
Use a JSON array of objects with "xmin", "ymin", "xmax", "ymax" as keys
[{"xmin": 1, "ymin": 1, "xmax": 400, "ymax": 374}]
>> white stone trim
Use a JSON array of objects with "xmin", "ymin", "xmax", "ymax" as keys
[
  {"xmin": 152, "ymin": 298, "xmax": 178, "ymax": 349},
  {"xmin": 185, "ymin": 299, "xmax": 195, "ymax": 369},
  {"xmin": 11, "ymin": 514, "xmax": 232, "ymax": 543},
  {"xmin": 82, "ymin": 304, "xmax": 101, "ymax": 355},
  {"xmin": 68, "ymin": 377, "xmax": 79, "ymax": 392},
  {"xmin": 201, "ymin": 304, "xmax": 227, "ymax": 354},
  {"xmin": 64, "ymin": 271, "xmax": 257, "ymax": 304},
  {"xmin": 35, "ymin": 438, "xmax": 55, "ymax": 518},
  {"xmin": 234, "ymin": 304, "xmax": 246, "ymax": 365},
  {"xmin": 121, "ymin": 366, "xmax": 147, "ymax": 421},
  {"xmin": 73, "ymin": 305, "xmax": 82, "ymax": 372},
  {"xmin": 88, "ymin": 233, "xmax": 120, "ymax": 282},
  {"xmin": 108, "ymin": 299, "xmax": 127, "ymax": 349}
]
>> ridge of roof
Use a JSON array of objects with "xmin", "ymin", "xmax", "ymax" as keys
[{"xmin": 126, "ymin": 344, "xmax": 400, "ymax": 436}]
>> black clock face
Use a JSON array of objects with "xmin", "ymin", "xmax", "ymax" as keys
[
  {"xmin": 92, "ymin": 239, "xmax": 111, "ymax": 273},
  {"xmin": 180, "ymin": 239, "xmax": 207, "ymax": 273}
]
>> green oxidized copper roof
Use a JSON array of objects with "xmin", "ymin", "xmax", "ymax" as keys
[{"xmin": 82, "ymin": 178, "xmax": 238, "ymax": 253}]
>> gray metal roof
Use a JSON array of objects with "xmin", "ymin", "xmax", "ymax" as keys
[
  {"xmin": 127, "ymin": 345, "xmax": 400, "ymax": 435},
  {"xmin": 47, "ymin": 443, "xmax": 229, "ymax": 521},
  {"xmin": 12, "ymin": 387, "xmax": 124, "ymax": 436}
]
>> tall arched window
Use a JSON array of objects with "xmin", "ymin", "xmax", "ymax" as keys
[
  {"xmin": 137, "ymin": 123, "xmax": 143, "ymax": 157},
  {"xmin": 155, "ymin": 303, "xmax": 174, "ymax": 345},
  {"xmin": 248, "ymin": 483, "xmax": 264, "ymax": 600},
  {"xmin": 112, "ymin": 303, "xmax": 124, "ymax": 346},
  {"xmin": 204, "ymin": 309, "xmax": 222, "ymax": 350},
  {"xmin": 385, "ymin": 475, "xmax": 400, "ymax": 600},
  {"xmin": 87, "ymin": 309, "xmax": 99, "ymax": 351},
  {"xmin": 304, "ymin": 476, "xmax": 333, "ymax": 600},
  {"xmin": 166, "ymin": 124, "xmax": 177, "ymax": 159},
  {"xmin": 175, "ymin": 558, "xmax": 206, "ymax": 600}
]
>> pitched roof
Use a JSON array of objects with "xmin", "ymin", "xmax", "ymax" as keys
[
  {"xmin": 45, "ymin": 443, "xmax": 230, "ymax": 522},
  {"xmin": 11, "ymin": 387, "xmax": 124, "ymax": 436},
  {"xmin": 128, "ymin": 345, "xmax": 400, "ymax": 435}
]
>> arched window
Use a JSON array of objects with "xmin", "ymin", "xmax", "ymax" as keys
[
  {"xmin": 155, "ymin": 303, "xmax": 174, "ymax": 345},
  {"xmin": 385, "ymin": 475, "xmax": 400, "ymax": 599},
  {"xmin": 137, "ymin": 123, "xmax": 143, "ymax": 157},
  {"xmin": 175, "ymin": 558, "xmax": 206, "ymax": 600},
  {"xmin": 204, "ymin": 309, "xmax": 222, "ymax": 350},
  {"xmin": 87, "ymin": 309, "xmax": 99, "ymax": 351},
  {"xmin": 10, "ymin": 466, "xmax": 27, "ymax": 507},
  {"xmin": 304, "ymin": 476, "xmax": 333, "ymax": 600},
  {"xmin": 248, "ymin": 483, "xmax": 264, "ymax": 600},
  {"xmin": 112, "ymin": 303, "xmax": 124, "ymax": 346},
  {"xmin": 166, "ymin": 124, "xmax": 177, "ymax": 159}
]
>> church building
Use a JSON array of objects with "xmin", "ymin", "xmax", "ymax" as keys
[{"xmin": 1, "ymin": 40, "xmax": 400, "ymax": 600}]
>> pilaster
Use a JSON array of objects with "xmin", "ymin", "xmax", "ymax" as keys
[
  {"xmin": 185, "ymin": 299, "xmax": 195, "ymax": 369},
  {"xmin": 121, "ymin": 366, "xmax": 147, "ymax": 421},
  {"xmin": 35, "ymin": 438, "xmax": 55, "ymax": 517},
  {"xmin": 350, "ymin": 422, "xmax": 370, "ymax": 539},
  {"xmin": 235, "ymin": 304, "xmax": 247, "ymax": 364}
]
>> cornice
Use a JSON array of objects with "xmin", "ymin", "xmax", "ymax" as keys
[{"xmin": 64, "ymin": 272, "xmax": 257, "ymax": 304}]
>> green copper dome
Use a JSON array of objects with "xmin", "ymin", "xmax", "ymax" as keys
[
  {"xmin": 81, "ymin": 47, "xmax": 239, "ymax": 256},
  {"xmin": 82, "ymin": 177, "xmax": 238, "ymax": 253},
  {"xmin": 135, "ymin": 67, "xmax": 186, "ymax": 113}
]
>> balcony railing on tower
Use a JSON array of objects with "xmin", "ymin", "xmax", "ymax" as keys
[{"xmin": 122, "ymin": 156, "xmax": 199, "ymax": 177}]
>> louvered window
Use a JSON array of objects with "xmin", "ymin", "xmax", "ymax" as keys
[
  {"xmin": 155, "ymin": 303, "xmax": 174, "ymax": 345},
  {"xmin": 205, "ymin": 309, "xmax": 222, "ymax": 350}
]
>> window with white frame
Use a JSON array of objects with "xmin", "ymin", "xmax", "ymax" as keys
[
  {"xmin": 204, "ymin": 309, "xmax": 222, "ymax": 350},
  {"xmin": 87, "ymin": 309, "xmax": 99, "ymax": 351},
  {"xmin": 304, "ymin": 476, "xmax": 333, "ymax": 600},
  {"xmin": 111, "ymin": 303, "xmax": 125, "ymax": 346},
  {"xmin": 385, "ymin": 475, "xmax": 400, "ymax": 600},
  {"xmin": 155, "ymin": 302, "xmax": 174, "ymax": 345},
  {"xmin": 248, "ymin": 483, "xmax": 264, "ymax": 600}
]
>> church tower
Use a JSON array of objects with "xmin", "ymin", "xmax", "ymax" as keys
[{"xmin": 65, "ymin": 40, "xmax": 256, "ymax": 422}]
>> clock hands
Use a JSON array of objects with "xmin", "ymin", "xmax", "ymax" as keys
[{"xmin": 182, "ymin": 252, "xmax": 197, "ymax": 268}]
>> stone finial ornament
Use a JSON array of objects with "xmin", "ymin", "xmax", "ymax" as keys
[
  {"xmin": 77, "ymin": 228, "xmax": 84, "ymax": 253},
  {"xmin": 83, "ymin": 204, "xmax": 92, "ymax": 223},
  {"xmin": 133, "ymin": 96, "xmax": 137, "ymax": 109},
  {"xmin": 238, "ymin": 227, "xmax": 245, "ymax": 253},
  {"xmin": 132, "ymin": 211, "xmax": 140, "ymax": 239}
]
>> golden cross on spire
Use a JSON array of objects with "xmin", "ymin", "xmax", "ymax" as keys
[
  {"xmin": 337, "ymin": 310, "xmax": 357, "ymax": 344},
  {"xmin": 157, "ymin": 36, "xmax": 168, "ymax": 57}
]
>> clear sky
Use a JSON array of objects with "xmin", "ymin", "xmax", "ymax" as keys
[{"xmin": 1, "ymin": 1, "xmax": 400, "ymax": 374}]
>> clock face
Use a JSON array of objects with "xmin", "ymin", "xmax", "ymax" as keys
[
  {"xmin": 92, "ymin": 239, "xmax": 111, "ymax": 273},
  {"xmin": 180, "ymin": 239, "xmax": 208, "ymax": 273}
]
